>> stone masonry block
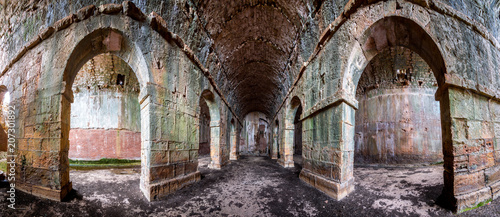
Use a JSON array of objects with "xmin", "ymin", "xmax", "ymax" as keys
[
  {"xmin": 456, "ymin": 187, "xmax": 492, "ymax": 213},
  {"xmin": 486, "ymin": 165, "xmax": 500, "ymax": 185},
  {"xmin": 451, "ymin": 170, "xmax": 486, "ymax": 195},
  {"xmin": 468, "ymin": 152, "xmax": 495, "ymax": 172}
]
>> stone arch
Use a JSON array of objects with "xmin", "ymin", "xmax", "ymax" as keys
[
  {"xmin": 59, "ymin": 28, "xmax": 153, "ymax": 201},
  {"xmin": 62, "ymin": 28, "xmax": 151, "ymax": 99},
  {"xmin": 344, "ymin": 16, "xmax": 446, "ymax": 97},
  {"xmin": 343, "ymin": 15, "xmax": 481, "ymax": 211},
  {"xmin": 200, "ymin": 89, "xmax": 222, "ymax": 169},
  {"xmin": 279, "ymin": 96, "xmax": 303, "ymax": 168}
]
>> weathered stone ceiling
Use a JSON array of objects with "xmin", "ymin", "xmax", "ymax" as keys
[{"xmin": 194, "ymin": 0, "xmax": 310, "ymax": 116}]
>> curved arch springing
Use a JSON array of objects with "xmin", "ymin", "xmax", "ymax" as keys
[
  {"xmin": 346, "ymin": 16, "xmax": 447, "ymax": 97},
  {"xmin": 62, "ymin": 28, "xmax": 151, "ymax": 102}
]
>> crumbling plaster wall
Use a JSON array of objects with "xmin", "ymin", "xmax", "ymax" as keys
[
  {"xmin": 68, "ymin": 53, "xmax": 141, "ymax": 160},
  {"xmin": 354, "ymin": 47, "xmax": 442, "ymax": 165},
  {"xmin": 0, "ymin": 1, "xmax": 240, "ymax": 202},
  {"xmin": 240, "ymin": 112, "xmax": 269, "ymax": 156}
]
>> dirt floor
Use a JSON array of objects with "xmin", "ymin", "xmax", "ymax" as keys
[{"xmin": 1, "ymin": 155, "xmax": 499, "ymax": 217}]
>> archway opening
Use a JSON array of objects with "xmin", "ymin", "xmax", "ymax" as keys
[
  {"xmin": 198, "ymin": 96, "xmax": 211, "ymax": 167},
  {"xmin": 276, "ymin": 120, "xmax": 280, "ymax": 159},
  {"xmin": 290, "ymin": 96, "xmax": 303, "ymax": 167},
  {"xmin": 350, "ymin": 16, "xmax": 448, "ymax": 213},
  {"xmin": 68, "ymin": 53, "xmax": 142, "ymax": 197},
  {"xmin": 354, "ymin": 46, "xmax": 442, "ymax": 166}
]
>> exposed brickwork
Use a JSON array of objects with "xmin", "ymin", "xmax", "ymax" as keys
[{"xmin": 69, "ymin": 129, "xmax": 141, "ymax": 160}]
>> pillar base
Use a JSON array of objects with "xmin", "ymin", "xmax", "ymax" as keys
[
  {"xmin": 17, "ymin": 182, "xmax": 72, "ymax": 201},
  {"xmin": 271, "ymin": 153, "xmax": 278, "ymax": 160},
  {"xmin": 278, "ymin": 158, "xmax": 294, "ymax": 168},
  {"xmin": 208, "ymin": 161, "xmax": 222, "ymax": 169},
  {"xmin": 454, "ymin": 187, "xmax": 492, "ymax": 213},
  {"xmin": 230, "ymin": 155, "xmax": 239, "ymax": 161},
  {"xmin": 491, "ymin": 180, "xmax": 500, "ymax": 200},
  {"xmin": 141, "ymin": 171, "xmax": 201, "ymax": 201},
  {"xmin": 299, "ymin": 169, "xmax": 354, "ymax": 200}
]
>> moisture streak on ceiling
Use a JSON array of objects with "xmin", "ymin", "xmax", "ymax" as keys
[{"xmin": 195, "ymin": 0, "xmax": 309, "ymax": 117}]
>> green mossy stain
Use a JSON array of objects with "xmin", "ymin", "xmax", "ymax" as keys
[
  {"xmin": 22, "ymin": 13, "xmax": 40, "ymax": 41},
  {"xmin": 459, "ymin": 199, "xmax": 493, "ymax": 213},
  {"xmin": 0, "ymin": 161, "xmax": 7, "ymax": 173},
  {"xmin": 69, "ymin": 158, "xmax": 140, "ymax": 169}
]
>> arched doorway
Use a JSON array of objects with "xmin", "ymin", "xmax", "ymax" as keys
[
  {"xmin": 60, "ymin": 28, "xmax": 151, "ymax": 200},
  {"xmin": 354, "ymin": 46, "xmax": 442, "ymax": 165},
  {"xmin": 199, "ymin": 90, "xmax": 221, "ymax": 169},
  {"xmin": 279, "ymin": 96, "xmax": 303, "ymax": 168},
  {"xmin": 347, "ymin": 16, "xmax": 460, "ymax": 210}
]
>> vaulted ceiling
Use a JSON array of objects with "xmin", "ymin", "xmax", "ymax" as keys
[{"xmin": 194, "ymin": 0, "xmax": 311, "ymax": 117}]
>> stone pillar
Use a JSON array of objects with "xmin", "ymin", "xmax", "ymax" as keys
[
  {"xmin": 439, "ymin": 86, "xmax": 498, "ymax": 212},
  {"xmin": 16, "ymin": 94, "xmax": 72, "ymax": 201},
  {"xmin": 209, "ymin": 120, "xmax": 222, "ymax": 169},
  {"xmin": 230, "ymin": 130, "xmax": 239, "ymax": 160},
  {"xmin": 278, "ymin": 117, "xmax": 295, "ymax": 167},
  {"xmin": 139, "ymin": 86, "xmax": 200, "ymax": 201},
  {"xmin": 299, "ymin": 102, "xmax": 355, "ymax": 200},
  {"xmin": 230, "ymin": 125, "xmax": 238, "ymax": 160},
  {"xmin": 271, "ymin": 126, "xmax": 279, "ymax": 159}
]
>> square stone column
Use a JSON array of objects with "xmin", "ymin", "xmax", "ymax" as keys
[
  {"xmin": 278, "ymin": 127, "xmax": 295, "ymax": 167},
  {"xmin": 438, "ymin": 86, "xmax": 498, "ymax": 212},
  {"xmin": 299, "ymin": 102, "xmax": 355, "ymax": 200},
  {"xmin": 230, "ymin": 127, "xmax": 238, "ymax": 160},
  {"xmin": 16, "ymin": 94, "xmax": 72, "ymax": 201},
  {"xmin": 208, "ymin": 120, "xmax": 222, "ymax": 169},
  {"xmin": 271, "ymin": 132, "xmax": 279, "ymax": 160},
  {"xmin": 139, "ymin": 87, "xmax": 200, "ymax": 201}
]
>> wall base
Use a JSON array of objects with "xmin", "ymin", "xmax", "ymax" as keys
[
  {"xmin": 17, "ymin": 182, "xmax": 72, "ymax": 201},
  {"xmin": 490, "ymin": 180, "xmax": 500, "ymax": 200},
  {"xmin": 455, "ymin": 187, "xmax": 492, "ymax": 213},
  {"xmin": 278, "ymin": 158, "xmax": 294, "ymax": 168},
  {"xmin": 141, "ymin": 171, "xmax": 201, "ymax": 201},
  {"xmin": 300, "ymin": 169, "xmax": 354, "ymax": 200},
  {"xmin": 208, "ymin": 161, "xmax": 222, "ymax": 169}
]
